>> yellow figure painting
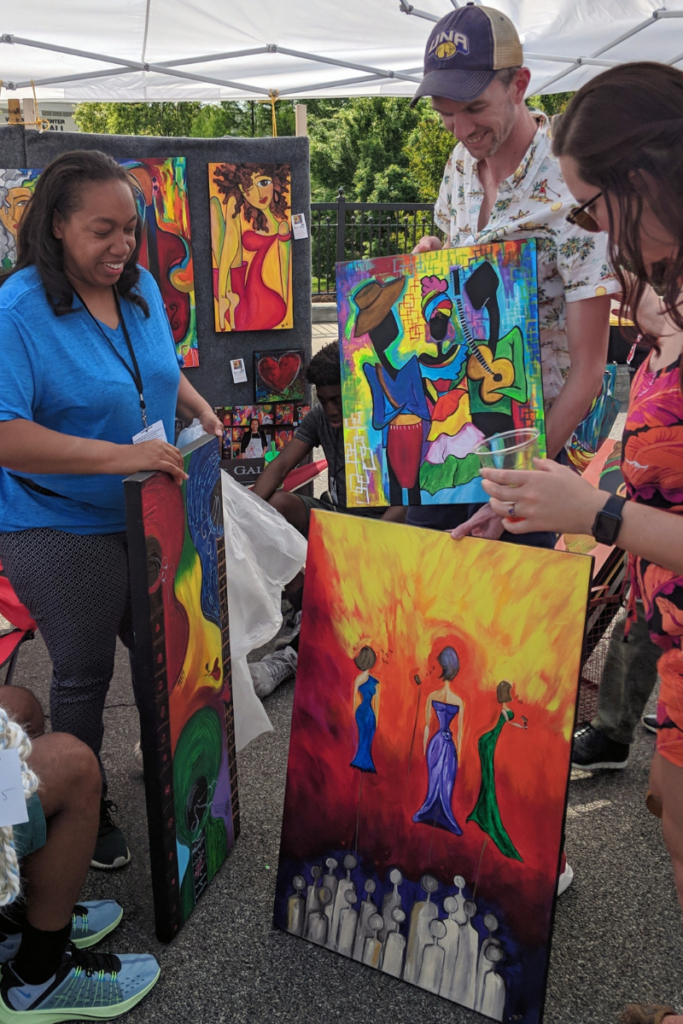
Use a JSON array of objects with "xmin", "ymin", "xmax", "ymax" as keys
[{"xmin": 209, "ymin": 163, "xmax": 293, "ymax": 332}]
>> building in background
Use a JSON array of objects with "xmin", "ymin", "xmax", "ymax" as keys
[{"xmin": 0, "ymin": 101, "xmax": 79, "ymax": 132}]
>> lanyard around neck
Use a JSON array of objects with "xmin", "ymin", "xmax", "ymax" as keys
[{"xmin": 74, "ymin": 287, "xmax": 147, "ymax": 428}]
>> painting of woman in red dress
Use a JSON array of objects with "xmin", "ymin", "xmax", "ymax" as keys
[{"xmin": 209, "ymin": 163, "xmax": 293, "ymax": 332}]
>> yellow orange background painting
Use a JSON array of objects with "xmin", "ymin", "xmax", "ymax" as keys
[{"xmin": 275, "ymin": 512, "xmax": 591, "ymax": 1023}]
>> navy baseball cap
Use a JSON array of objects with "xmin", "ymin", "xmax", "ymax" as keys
[{"xmin": 411, "ymin": 4, "xmax": 523, "ymax": 106}]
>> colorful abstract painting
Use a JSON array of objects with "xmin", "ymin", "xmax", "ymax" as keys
[
  {"xmin": 338, "ymin": 241, "xmax": 544, "ymax": 506},
  {"xmin": 0, "ymin": 169, "xmax": 40, "ymax": 270},
  {"xmin": 122, "ymin": 157, "xmax": 198, "ymax": 367},
  {"xmin": 208, "ymin": 162, "xmax": 293, "ymax": 332},
  {"xmin": 275, "ymin": 512, "xmax": 590, "ymax": 1022},
  {"xmin": 125, "ymin": 434, "xmax": 239, "ymax": 941},
  {"xmin": 254, "ymin": 349, "xmax": 305, "ymax": 403},
  {"xmin": 0, "ymin": 160, "xmax": 197, "ymax": 367}
]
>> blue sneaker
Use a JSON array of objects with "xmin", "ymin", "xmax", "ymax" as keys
[
  {"xmin": 0, "ymin": 901, "xmax": 124, "ymax": 963},
  {"xmin": 0, "ymin": 946, "xmax": 160, "ymax": 1021},
  {"xmin": 70, "ymin": 901, "xmax": 124, "ymax": 950}
]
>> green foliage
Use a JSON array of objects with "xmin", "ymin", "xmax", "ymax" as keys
[
  {"xmin": 526, "ymin": 92, "xmax": 574, "ymax": 118},
  {"xmin": 73, "ymin": 102, "xmax": 202, "ymax": 136},
  {"xmin": 404, "ymin": 107, "xmax": 455, "ymax": 201},
  {"xmin": 308, "ymin": 97, "xmax": 426, "ymax": 202}
]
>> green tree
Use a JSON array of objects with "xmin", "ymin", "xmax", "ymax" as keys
[
  {"xmin": 526, "ymin": 91, "xmax": 574, "ymax": 118},
  {"xmin": 309, "ymin": 97, "xmax": 428, "ymax": 202},
  {"xmin": 404, "ymin": 107, "xmax": 454, "ymax": 201},
  {"xmin": 73, "ymin": 101, "xmax": 202, "ymax": 136}
]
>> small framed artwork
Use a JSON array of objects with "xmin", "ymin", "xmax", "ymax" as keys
[
  {"xmin": 275, "ymin": 428, "xmax": 294, "ymax": 450},
  {"xmin": 254, "ymin": 349, "xmax": 306, "ymax": 403},
  {"xmin": 276, "ymin": 403, "xmax": 294, "ymax": 425}
]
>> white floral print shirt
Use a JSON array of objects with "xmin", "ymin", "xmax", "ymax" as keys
[{"xmin": 435, "ymin": 112, "xmax": 619, "ymax": 402}]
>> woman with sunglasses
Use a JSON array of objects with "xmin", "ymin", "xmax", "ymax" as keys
[{"xmin": 466, "ymin": 62, "xmax": 683, "ymax": 1024}]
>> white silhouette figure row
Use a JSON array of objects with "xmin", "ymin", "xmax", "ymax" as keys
[{"xmin": 286, "ymin": 855, "xmax": 506, "ymax": 1021}]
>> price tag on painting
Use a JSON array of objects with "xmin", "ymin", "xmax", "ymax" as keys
[
  {"xmin": 292, "ymin": 213, "xmax": 308, "ymax": 240},
  {"xmin": 0, "ymin": 749, "xmax": 28, "ymax": 828},
  {"xmin": 231, "ymin": 359, "xmax": 248, "ymax": 383}
]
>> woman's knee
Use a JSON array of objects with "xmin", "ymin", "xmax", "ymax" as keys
[{"xmin": 0, "ymin": 686, "xmax": 44, "ymax": 738}]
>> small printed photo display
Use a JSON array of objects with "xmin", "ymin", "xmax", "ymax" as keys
[
  {"xmin": 254, "ymin": 349, "xmax": 306, "ymax": 403},
  {"xmin": 214, "ymin": 403, "xmax": 308, "ymax": 460}
]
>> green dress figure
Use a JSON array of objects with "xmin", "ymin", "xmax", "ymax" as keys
[{"xmin": 467, "ymin": 681, "xmax": 525, "ymax": 862}]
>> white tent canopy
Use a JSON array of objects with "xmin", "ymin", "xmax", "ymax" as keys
[{"xmin": 2, "ymin": 0, "xmax": 683, "ymax": 103}]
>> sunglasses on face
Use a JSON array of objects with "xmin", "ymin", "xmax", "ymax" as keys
[{"xmin": 566, "ymin": 191, "xmax": 603, "ymax": 232}]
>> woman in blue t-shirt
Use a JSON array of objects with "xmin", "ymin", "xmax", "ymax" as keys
[{"xmin": 0, "ymin": 150, "xmax": 222, "ymax": 870}]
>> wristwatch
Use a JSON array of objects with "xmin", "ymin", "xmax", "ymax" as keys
[{"xmin": 591, "ymin": 494, "xmax": 627, "ymax": 546}]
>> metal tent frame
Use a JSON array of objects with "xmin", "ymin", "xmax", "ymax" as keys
[{"xmin": 2, "ymin": 3, "xmax": 683, "ymax": 101}]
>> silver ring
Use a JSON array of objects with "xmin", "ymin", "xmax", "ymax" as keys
[{"xmin": 507, "ymin": 502, "xmax": 516, "ymax": 517}]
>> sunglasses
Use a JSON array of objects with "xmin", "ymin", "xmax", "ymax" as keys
[{"xmin": 566, "ymin": 191, "xmax": 603, "ymax": 233}]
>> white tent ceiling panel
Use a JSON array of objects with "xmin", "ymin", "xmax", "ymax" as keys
[{"xmin": 2, "ymin": 0, "xmax": 683, "ymax": 102}]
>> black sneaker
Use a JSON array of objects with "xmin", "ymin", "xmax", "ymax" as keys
[
  {"xmin": 91, "ymin": 799, "xmax": 131, "ymax": 870},
  {"xmin": 572, "ymin": 723, "xmax": 629, "ymax": 770},
  {"xmin": 642, "ymin": 714, "xmax": 658, "ymax": 735}
]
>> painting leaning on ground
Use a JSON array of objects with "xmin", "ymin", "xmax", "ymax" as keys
[{"xmin": 275, "ymin": 512, "xmax": 590, "ymax": 1024}]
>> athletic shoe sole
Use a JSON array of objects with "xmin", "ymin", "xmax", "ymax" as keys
[
  {"xmin": 642, "ymin": 718, "xmax": 658, "ymax": 735},
  {"xmin": 89, "ymin": 850, "xmax": 131, "ymax": 871},
  {"xmin": 570, "ymin": 758, "xmax": 628, "ymax": 771},
  {"xmin": 72, "ymin": 906, "xmax": 124, "ymax": 950},
  {"xmin": 0, "ymin": 966, "xmax": 160, "ymax": 1023}
]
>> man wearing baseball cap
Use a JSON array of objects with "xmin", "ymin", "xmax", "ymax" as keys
[{"xmin": 409, "ymin": 3, "xmax": 619, "ymax": 540}]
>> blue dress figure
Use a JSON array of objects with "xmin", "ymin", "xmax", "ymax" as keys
[
  {"xmin": 350, "ymin": 646, "xmax": 379, "ymax": 773},
  {"xmin": 413, "ymin": 646, "xmax": 464, "ymax": 836}
]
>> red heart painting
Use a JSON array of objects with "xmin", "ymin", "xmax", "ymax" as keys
[{"xmin": 257, "ymin": 351, "xmax": 303, "ymax": 396}]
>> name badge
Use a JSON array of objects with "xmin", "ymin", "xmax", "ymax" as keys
[{"xmin": 132, "ymin": 420, "xmax": 168, "ymax": 445}]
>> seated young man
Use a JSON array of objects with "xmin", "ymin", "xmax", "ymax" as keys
[
  {"xmin": 0, "ymin": 685, "xmax": 159, "ymax": 1021},
  {"xmin": 252, "ymin": 342, "xmax": 405, "ymax": 536}
]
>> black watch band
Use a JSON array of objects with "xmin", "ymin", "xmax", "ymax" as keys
[{"xmin": 591, "ymin": 494, "xmax": 627, "ymax": 546}]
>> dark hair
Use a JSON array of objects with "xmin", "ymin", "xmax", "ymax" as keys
[
  {"xmin": 0, "ymin": 150, "xmax": 148, "ymax": 317},
  {"xmin": 354, "ymin": 646, "xmax": 376, "ymax": 671},
  {"xmin": 553, "ymin": 62, "xmax": 683, "ymax": 369},
  {"xmin": 497, "ymin": 680, "xmax": 512, "ymax": 703},
  {"xmin": 306, "ymin": 342, "xmax": 341, "ymax": 388},
  {"xmin": 496, "ymin": 66, "xmax": 522, "ymax": 89},
  {"xmin": 211, "ymin": 163, "xmax": 290, "ymax": 233}
]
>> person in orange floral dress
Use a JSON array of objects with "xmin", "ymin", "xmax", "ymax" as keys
[{"xmin": 460, "ymin": 61, "xmax": 683, "ymax": 1024}]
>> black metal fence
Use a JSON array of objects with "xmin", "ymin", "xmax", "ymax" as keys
[{"xmin": 311, "ymin": 189, "xmax": 441, "ymax": 298}]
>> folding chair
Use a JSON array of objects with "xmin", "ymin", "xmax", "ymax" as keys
[{"xmin": 0, "ymin": 560, "xmax": 36, "ymax": 686}]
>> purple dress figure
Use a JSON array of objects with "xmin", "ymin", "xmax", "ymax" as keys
[{"xmin": 413, "ymin": 645, "xmax": 464, "ymax": 836}]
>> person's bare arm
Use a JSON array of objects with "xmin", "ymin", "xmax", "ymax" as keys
[
  {"xmin": 480, "ymin": 458, "xmax": 683, "ymax": 576},
  {"xmin": 540, "ymin": 294, "xmax": 610, "ymax": 458},
  {"xmin": 0, "ymin": 419, "xmax": 187, "ymax": 484},
  {"xmin": 176, "ymin": 374, "xmax": 222, "ymax": 438},
  {"xmin": 544, "ymin": 295, "xmax": 611, "ymax": 459},
  {"xmin": 251, "ymin": 437, "xmax": 312, "ymax": 501}
]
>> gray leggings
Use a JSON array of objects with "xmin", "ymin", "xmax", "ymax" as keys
[{"xmin": 0, "ymin": 528, "xmax": 133, "ymax": 792}]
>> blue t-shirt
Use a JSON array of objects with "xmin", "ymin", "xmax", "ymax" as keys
[{"xmin": 0, "ymin": 265, "xmax": 181, "ymax": 534}]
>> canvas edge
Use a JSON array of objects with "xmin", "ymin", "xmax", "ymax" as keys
[
  {"xmin": 537, "ymin": 553, "xmax": 594, "ymax": 1024},
  {"xmin": 123, "ymin": 474, "xmax": 180, "ymax": 944}
]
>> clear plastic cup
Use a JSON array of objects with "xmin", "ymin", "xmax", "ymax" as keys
[{"xmin": 474, "ymin": 429, "xmax": 541, "ymax": 521}]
